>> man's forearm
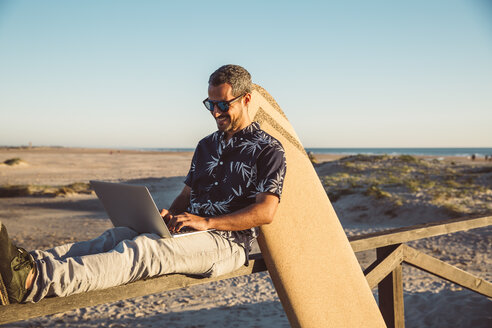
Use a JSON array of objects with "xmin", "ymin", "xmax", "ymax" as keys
[
  {"xmin": 207, "ymin": 194, "xmax": 278, "ymax": 231},
  {"xmin": 169, "ymin": 193, "xmax": 279, "ymax": 233},
  {"xmin": 168, "ymin": 194, "xmax": 189, "ymax": 215},
  {"xmin": 168, "ymin": 186, "xmax": 191, "ymax": 215}
]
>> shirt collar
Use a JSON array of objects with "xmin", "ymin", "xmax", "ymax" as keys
[
  {"xmin": 217, "ymin": 122, "xmax": 260, "ymax": 151},
  {"xmin": 218, "ymin": 121, "xmax": 260, "ymax": 141}
]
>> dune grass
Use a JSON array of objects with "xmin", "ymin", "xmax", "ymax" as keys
[
  {"xmin": 320, "ymin": 154, "xmax": 492, "ymax": 216},
  {"xmin": 0, "ymin": 182, "xmax": 93, "ymax": 198},
  {"xmin": 306, "ymin": 151, "xmax": 318, "ymax": 164},
  {"xmin": 3, "ymin": 158, "xmax": 24, "ymax": 166}
]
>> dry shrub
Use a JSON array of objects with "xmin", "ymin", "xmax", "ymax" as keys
[
  {"xmin": 0, "ymin": 183, "xmax": 92, "ymax": 198},
  {"xmin": 3, "ymin": 158, "xmax": 24, "ymax": 166}
]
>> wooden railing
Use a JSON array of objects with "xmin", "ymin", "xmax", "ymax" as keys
[
  {"xmin": 352, "ymin": 215, "xmax": 492, "ymax": 328},
  {"xmin": 1, "ymin": 215, "xmax": 491, "ymax": 327}
]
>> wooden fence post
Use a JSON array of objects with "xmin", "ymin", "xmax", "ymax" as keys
[{"xmin": 377, "ymin": 244, "xmax": 405, "ymax": 328}]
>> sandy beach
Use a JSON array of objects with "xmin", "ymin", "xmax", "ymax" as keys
[{"xmin": 0, "ymin": 147, "xmax": 490, "ymax": 327}]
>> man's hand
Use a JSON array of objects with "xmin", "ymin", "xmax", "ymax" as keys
[
  {"xmin": 160, "ymin": 208, "xmax": 173, "ymax": 226},
  {"xmin": 159, "ymin": 186, "xmax": 192, "ymax": 228},
  {"xmin": 167, "ymin": 212, "xmax": 210, "ymax": 232},
  {"xmin": 161, "ymin": 192, "xmax": 279, "ymax": 233}
]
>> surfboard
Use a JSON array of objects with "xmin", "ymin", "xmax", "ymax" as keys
[{"xmin": 249, "ymin": 84, "xmax": 386, "ymax": 327}]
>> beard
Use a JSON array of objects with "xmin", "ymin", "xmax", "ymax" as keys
[{"xmin": 216, "ymin": 111, "xmax": 243, "ymax": 133}]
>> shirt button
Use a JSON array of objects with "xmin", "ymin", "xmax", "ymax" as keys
[
  {"xmin": 214, "ymin": 182, "xmax": 218, "ymax": 185},
  {"xmin": 219, "ymin": 161, "xmax": 223, "ymax": 165}
]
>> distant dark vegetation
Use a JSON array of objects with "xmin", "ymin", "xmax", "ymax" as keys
[
  {"xmin": 3, "ymin": 158, "xmax": 24, "ymax": 166},
  {"xmin": 0, "ymin": 183, "xmax": 92, "ymax": 198}
]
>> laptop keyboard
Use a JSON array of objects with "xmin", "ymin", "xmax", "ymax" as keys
[{"xmin": 172, "ymin": 227, "xmax": 197, "ymax": 235}]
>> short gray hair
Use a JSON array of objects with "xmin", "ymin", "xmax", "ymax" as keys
[{"xmin": 208, "ymin": 64, "xmax": 252, "ymax": 97}]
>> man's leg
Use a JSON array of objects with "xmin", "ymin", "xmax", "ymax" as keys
[
  {"xmin": 30, "ymin": 227, "xmax": 139, "ymax": 261},
  {"xmin": 25, "ymin": 231, "xmax": 245, "ymax": 302},
  {"xmin": 2, "ymin": 225, "xmax": 137, "ymax": 303}
]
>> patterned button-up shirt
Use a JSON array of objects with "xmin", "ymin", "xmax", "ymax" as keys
[{"xmin": 184, "ymin": 122, "xmax": 286, "ymax": 258}]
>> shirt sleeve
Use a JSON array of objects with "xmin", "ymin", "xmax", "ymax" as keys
[
  {"xmin": 254, "ymin": 140, "xmax": 286, "ymax": 200},
  {"xmin": 184, "ymin": 147, "xmax": 199, "ymax": 187}
]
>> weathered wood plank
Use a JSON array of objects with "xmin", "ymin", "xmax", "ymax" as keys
[
  {"xmin": 402, "ymin": 245, "xmax": 492, "ymax": 297},
  {"xmin": 0, "ymin": 274, "xmax": 10, "ymax": 306},
  {"xmin": 377, "ymin": 245, "xmax": 405, "ymax": 328},
  {"xmin": 364, "ymin": 244, "xmax": 404, "ymax": 289},
  {"xmin": 0, "ymin": 258, "xmax": 267, "ymax": 325},
  {"xmin": 392, "ymin": 264, "xmax": 405, "ymax": 328},
  {"xmin": 349, "ymin": 216, "xmax": 491, "ymax": 252}
]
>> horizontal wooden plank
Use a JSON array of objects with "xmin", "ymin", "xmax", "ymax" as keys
[
  {"xmin": 0, "ymin": 258, "xmax": 267, "ymax": 325},
  {"xmin": 349, "ymin": 216, "xmax": 491, "ymax": 252},
  {"xmin": 402, "ymin": 245, "xmax": 492, "ymax": 298},
  {"xmin": 364, "ymin": 245, "xmax": 404, "ymax": 289}
]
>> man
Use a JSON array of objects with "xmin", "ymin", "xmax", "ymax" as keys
[{"xmin": 0, "ymin": 64, "xmax": 286, "ymax": 304}]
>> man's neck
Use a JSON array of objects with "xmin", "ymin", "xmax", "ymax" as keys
[{"xmin": 224, "ymin": 120, "xmax": 252, "ymax": 142}]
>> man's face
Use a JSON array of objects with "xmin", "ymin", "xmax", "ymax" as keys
[{"xmin": 207, "ymin": 83, "xmax": 249, "ymax": 135}]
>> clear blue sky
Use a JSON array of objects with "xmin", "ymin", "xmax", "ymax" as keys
[{"xmin": 0, "ymin": 0, "xmax": 491, "ymax": 148}]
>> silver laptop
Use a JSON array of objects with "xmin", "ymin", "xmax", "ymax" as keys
[{"xmin": 90, "ymin": 180, "xmax": 210, "ymax": 238}]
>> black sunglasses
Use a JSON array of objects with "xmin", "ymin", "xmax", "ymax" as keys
[{"xmin": 203, "ymin": 94, "xmax": 245, "ymax": 112}]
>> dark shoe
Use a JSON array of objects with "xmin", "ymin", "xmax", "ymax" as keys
[{"xmin": 0, "ymin": 221, "xmax": 35, "ymax": 304}]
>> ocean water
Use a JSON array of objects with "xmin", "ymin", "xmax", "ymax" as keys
[
  {"xmin": 304, "ymin": 148, "xmax": 492, "ymax": 157},
  {"xmin": 146, "ymin": 148, "xmax": 195, "ymax": 152},
  {"xmin": 144, "ymin": 147, "xmax": 492, "ymax": 157}
]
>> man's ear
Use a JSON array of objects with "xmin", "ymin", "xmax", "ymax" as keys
[{"xmin": 243, "ymin": 92, "xmax": 252, "ymax": 106}]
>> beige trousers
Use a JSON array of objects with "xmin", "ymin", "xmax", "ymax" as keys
[{"xmin": 25, "ymin": 227, "xmax": 246, "ymax": 303}]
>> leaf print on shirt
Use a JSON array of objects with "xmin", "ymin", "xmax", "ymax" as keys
[
  {"xmin": 205, "ymin": 155, "xmax": 220, "ymax": 175},
  {"xmin": 237, "ymin": 139, "xmax": 262, "ymax": 156},
  {"xmin": 253, "ymin": 132, "xmax": 273, "ymax": 145},
  {"xmin": 220, "ymin": 134, "xmax": 234, "ymax": 151},
  {"xmin": 217, "ymin": 142, "xmax": 223, "ymax": 157},
  {"xmin": 271, "ymin": 139, "xmax": 285, "ymax": 154},
  {"xmin": 238, "ymin": 133, "xmax": 274, "ymax": 156},
  {"xmin": 189, "ymin": 202, "xmax": 201, "ymax": 215},
  {"xmin": 248, "ymin": 164, "xmax": 257, "ymax": 188},
  {"xmin": 204, "ymin": 183, "xmax": 214, "ymax": 192},
  {"xmin": 232, "ymin": 185, "xmax": 243, "ymax": 197},
  {"xmin": 231, "ymin": 162, "xmax": 252, "ymax": 181},
  {"xmin": 255, "ymin": 178, "xmax": 268, "ymax": 193},
  {"xmin": 200, "ymin": 195, "xmax": 234, "ymax": 215},
  {"xmin": 272, "ymin": 164, "xmax": 286, "ymax": 193}
]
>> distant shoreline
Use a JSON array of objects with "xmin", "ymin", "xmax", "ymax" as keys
[
  {"xmin": 305, "ymin": 147, "xmax": 492, "ymax": 158},
  {"xmin": 0, "ymin": 146, "xmax": 193, "ymax": 156},
  {"xmin": 2, "ymin": 146, "xmax": 491, "ymax": 158},
  {"xmin": 2, "ymin": 146, "xmax": 491, "ymax": 167}
]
